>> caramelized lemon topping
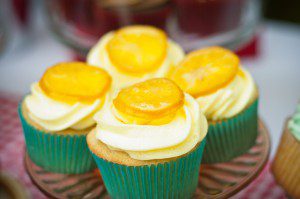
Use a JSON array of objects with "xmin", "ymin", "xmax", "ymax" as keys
[
  {"xmin": 39, "ymin": 62, "xmax": 111, "ymax": 104},
  {"xmin": 113, "ymin": 78, "xmax": 184, "ymax": 124},
  {"xmin": 107, "ymin": 25, "xmax": 167, "ymax": 74},
  {"xmin": 169, "ymin": 46, "xmax": 239, "ymax": 97}
]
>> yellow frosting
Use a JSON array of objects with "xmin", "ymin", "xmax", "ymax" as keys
[
  {"xmin": 196, "ymin": 67, "xmax": 257, "ymax": 121},
  {"xmin": 87, "ymin": 32, "xmax": 185, "ymax": 89},
  {"xmin": 94, "ymin": 94, "xmax": 208, "ymax": 160},
  {"xmin": 24, "ymin": 83, "xmax": 107, "ymax": 131}
]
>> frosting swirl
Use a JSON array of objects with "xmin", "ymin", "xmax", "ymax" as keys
[
  {"xmin": 87, "ymin": 32, "xmax": 185, "ymax": 89},
  {"xmin": 288, "ymin": 103, "xmax": 300, "ymax": 141},
  {"xmin": 94, "ymin": 94, "xmax": 207, "ymax": 160},
  {"xmin": 196, "ymin": 67, "xmax": 257, "ymax": 121},
  {"xmin": 24, "ymin": 83, "xmax": 107, "ymax": 132}
]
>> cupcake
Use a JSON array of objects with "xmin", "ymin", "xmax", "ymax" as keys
[
  {"xmin": 87, "ymin": 78, "xmax": 208, "ymax": 198},
  {"xmin": 87, "ymin": 25, "xmax": 184, "ymax": 90},
  {"xmin": 19, "ymin": 62, "xmax": 112, "ymax": 174},
  {"xmin": 272, "ymin": 103, "xmax": 300, "ymax": 198},
  {"xmin": 168, "ymin": 46, "xmax": 258, "ymax": 163}
]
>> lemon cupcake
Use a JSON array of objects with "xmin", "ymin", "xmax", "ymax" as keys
[
  {"xmin": 169, "ymin": 46, "xmax": 258, "ymax": 163},
  {"xmin": 87, "ymin": 25, "xmax": 184, "ymax": 90},
  {"xmin": 272, "ymin": 103, "xmax": 300, "ymax": 198},
  {"xmin": 87, "ymin": 78, "xmax": 208, "ymax": 198},
  {"xmin": 19, "ymin": 62, "xmax": 112, "ymax": 173}
]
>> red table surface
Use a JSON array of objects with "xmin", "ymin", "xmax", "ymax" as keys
[{"xmin": 0, "ymin": 93, "xmax": 286, "ymax": 199}]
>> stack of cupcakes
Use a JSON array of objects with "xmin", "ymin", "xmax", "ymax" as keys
[
  {"xmin": 20, "ymin": 25, "xmax": 260, "ymax": 197},
  {"xmin": 87, "ymin": 25, "xmax": 208, "ymax": 197}
]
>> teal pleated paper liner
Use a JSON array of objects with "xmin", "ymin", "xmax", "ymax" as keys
[
  {"xmin": 18, "ymin": 105, "xmax": 96, "ymax": 174},
  {"xmin": 91, "ymin": 139, "xmax": 206, "ymax": 199},
  {"xmin": 202, "ymin": 99, "xmax": 258, "ymax": 163}
]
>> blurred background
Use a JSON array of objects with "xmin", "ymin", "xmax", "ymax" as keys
[{"xmin": 0, "ymin": 0, "xmax": 299, "ymax": 198}]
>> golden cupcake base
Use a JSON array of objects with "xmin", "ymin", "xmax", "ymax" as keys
[
  {"xmin": 271, "ymin": 120, "xmax": 300, "ymax": 198},
  {"xmin": 25, "ymin": 119, "xmax": 270, "ymax": 199}
]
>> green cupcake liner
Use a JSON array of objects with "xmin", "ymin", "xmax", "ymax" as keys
[
  {"xmin": 91, "ymin": 139, "xmax": 206, "ymax": 199},
  {"xmin": 18, "ymin": 104, "xmax": 96, "ymax": 174},
  {"xmin": 202, "ymin": 99, "xmax": 258, "ymax": 163}
]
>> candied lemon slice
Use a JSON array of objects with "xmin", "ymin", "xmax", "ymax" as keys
[
  {"xmin": 107, "ymin": 25, "xmax": 167, "ymax": 74},
  {"xmin": 169, "ymin": 46, "xmax": 239, "ymax": 97},
  {"xmin": 113, "ymin": 78, "xmax": 184, "ymax": 120},
  {"xmin": 40, "ymin": 62, "xmax": 111, "ymax": 104}
]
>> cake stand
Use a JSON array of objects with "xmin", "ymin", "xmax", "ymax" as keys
[{"xmin": 25, "ymin": 120, "xmax": 270, "ymax": 199}]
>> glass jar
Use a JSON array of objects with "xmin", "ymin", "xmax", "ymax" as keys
[
  {"xmin": 43, "ymin": 0, "xmax": 261, "ymax": 56},
  {"xmin": 168, "ymin": 0, "xmax": 261, "ymax": 51},
  {"xmin": 44, "ymin": 0, "xmax": 172, "ymax": 57}
]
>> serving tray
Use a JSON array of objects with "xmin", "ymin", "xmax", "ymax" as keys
[{"xmin": 25, "ymin": 120, "xmax": 270, "ymax": 199}]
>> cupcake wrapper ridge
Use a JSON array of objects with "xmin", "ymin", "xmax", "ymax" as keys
[
  {"xmin": 91, "ymin": 139, "xmax": 206, "ymax": 199},
  {"xmin": 18, "ymin": 104, "xmax": 96, "ymax": 174},
  {"xmin": 202, "ymin": 99, "xmax": 258, "ymax": 163}
]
